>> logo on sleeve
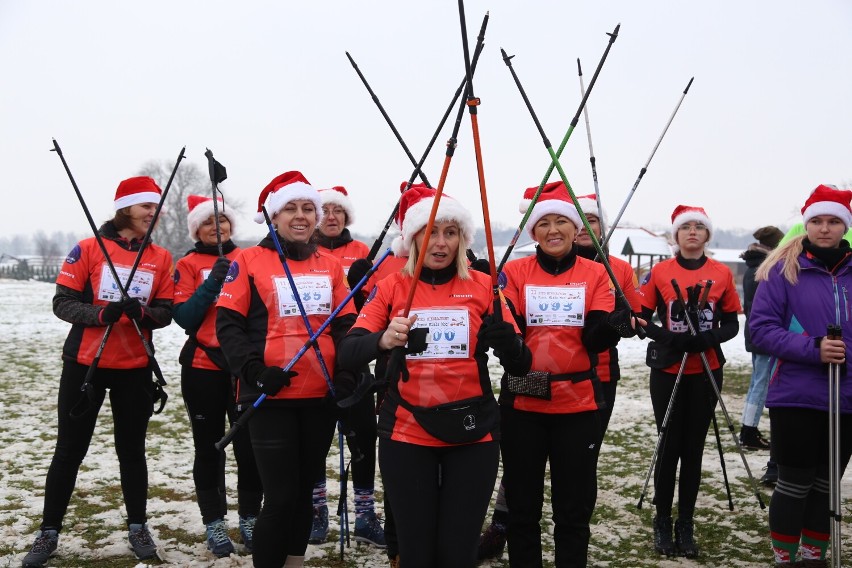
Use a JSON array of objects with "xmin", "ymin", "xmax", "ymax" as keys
[
  {"xmin": 497, "ymin": 271, "xmax": 508, "ymax": 290},
  {"xmin": 364, "ymin": 285, "xmax": 377, "ymax": 304},
  {"xmin": 173, "ymin": 268, "xmax": 181, "ymax": 285},
  {"xmin": 65, "ymin": 244, "xmax": 82, "ymax": 265},
  {"xmin": 224, "ymin": 261, "xmax": 239, "ymax": 283}
]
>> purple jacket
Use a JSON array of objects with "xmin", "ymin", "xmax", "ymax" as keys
[{"xmin": 749, "ymin": 252, "xmax": 852, "ymax": 413}]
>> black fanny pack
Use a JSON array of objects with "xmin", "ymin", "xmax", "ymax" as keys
[{"xmin": 388, "ymin": 390, "xmax": 499, "ymax": 444}]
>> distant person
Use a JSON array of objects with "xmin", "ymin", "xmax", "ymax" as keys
[
  {"xmin": 750, "ymin": 185, "xmax": 852, "ymax": 565},
  {"xmin": 738, "ymin": 225, "xmax": 783, "ymax": 486},
  {"xmin": 173, "ymin": 195, "xmax": 262, "ymax": 557},
  {"xmin": 310, "ymin": 185, "xmax": 385, "ymax": 548},
  {"xmin": 640, "ymin": 204, "xmax": 741, "ymax": 559},
  {"xmin": 22, "ymin": 177, "xmax": 174, "ymax": 567}
]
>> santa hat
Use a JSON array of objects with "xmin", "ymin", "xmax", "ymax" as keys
[
  {"xmin": 576, "ymin": 193, "xmax": 608, "ymax": 225},
  {"xmin": 186, "ymin": 194, "xmax": 238, "ymax": 241},
  {"xmin": 253, "ymin": 171, "xmax": 323, "ymax": 226},
  {"xmin": 391, "ymin": 182, "xmax": 474, "ymax": 256},
  {"xmin": 519, "ymin": 181, "xmax": 582, "ymax": 238},
  {"xmin": 114, "ymin": 176, "xmax": 162, "ymax": 211},
  {"xmin": 801, "ymin": 184, "xmax": 852, "ymax": 229},
  {"xmin": 670, "ymin": 204, "xmax": 713, "ymax": 243},
  {"xmin": 319, "ymin": 186, "xmax": 355, "ymax": 226}
]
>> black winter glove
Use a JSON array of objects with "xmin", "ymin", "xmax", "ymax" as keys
[
  {"xmin": 101, "ymin": 301, "xmax": 124, "ymax": 324},
  {"xmin": 121, "ymin": 297, "xmax": 144, "ymax": 321},
  {"xmin": 333, "ymin": 370, "xmax": 358, "ymax": 401},
  {"xmin": 209, "ymin": 257, "xmax": 231, "ymax": 283},
  {"xmin": 254, "ymin": 366, "xmax": 297, "ymax": 396},
  {"xmin": 606, "ymin": 309, "xmax": 637, "ymax": 338},
  {"xmin": 347, "ymin": 258, "xmax": 373, "ymax": 290},
  {"xmin": 469, "ymin": 258, "xmax": 492, "ymax": 276},
  {"xmin": 406, "ymin": 327, "xmax": 429, "ymax": 355},
  {"xmin": 671, "ymin": 332, "xmax": 711, "ymax": 354},
  {"xmin": 477, "ymin": 315, "xmax": 521, "ymax": 357}
]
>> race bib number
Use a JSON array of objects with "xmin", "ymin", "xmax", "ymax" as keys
[
  {"xmin": 98, "ymin": 264, "xmax": 154, "ymax": 305},
  {"xmin": 408, "ymin": 308, "xmax": 469, "ymax": 359},
  {"xmin": 274, "ymin": 275, "xmax": 332, "ymax": 317},
  {"xmin": 525, "ymin": 285, "xmax": 586, "ymax": 326}
]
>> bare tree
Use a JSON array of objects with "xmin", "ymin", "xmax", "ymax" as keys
[{"xmin": 33, "ymin": 231, "xmax": 62, "ymax": 266}]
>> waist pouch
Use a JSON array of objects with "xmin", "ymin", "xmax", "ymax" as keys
[
  {"xmin": 645, "ymin": 340, "xmax": 685, "ymax": 370},
  {"xmin": 389, "ymin": 390, "xmax": 499, "ymax": 444}
]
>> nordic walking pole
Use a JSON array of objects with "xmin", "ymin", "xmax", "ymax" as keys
[
  {"xmin": 52, "ymin": 139, "xmax": 184, "ymax": 414},
  {"xmin": 497, "ymin": 25, "xmax": 619, "ymax": 273},
  {"xmin": 204, "ymin": 148, "xmax": 228, "ymax": 257},
  {"xmin": 600, "ymin": 77, "xmax": 693, "ymax": 250},
  {"xmin": 577, "ymin": 58, "xmax": 606, "ymax": 239},
  {"xmin": 457, "ymin": 1, "xmax": 499, "ymax": 312},
  {"xmin": 215, "ymin": 247, "xmax": 393, "ymax": 450},
  {"xmin": 360, "ymin": 12, "xmax": 489, "ymax": 262},
  {"xmin": 671, "ymin": 278, "xmax": 765, "ymax": 509},
  {"xmin": 501, "ymin": 46, "xmax": 645, "ymax": 338},
  {"xmin": 827, "ymin": 323, "xmax": 843, "ymax": 567},
  {"xmin": 345, "ymin": 51, "xmax": 432, "ymax": 188}
]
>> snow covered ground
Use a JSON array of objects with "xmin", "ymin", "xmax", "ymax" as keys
[{"xmin": 0, "ymin": 279, "xmax": 849, "ymax": 567}]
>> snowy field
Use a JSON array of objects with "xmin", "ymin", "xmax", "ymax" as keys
[{"xmin": 1, "ymin": 278, "xmax": 850, "ymax": 567}]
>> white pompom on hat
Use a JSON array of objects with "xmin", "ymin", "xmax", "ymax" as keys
[
  {"xmin": 391, "ymin": 182, "xmax": 474, "ymax": 256},
  {"xmin": 254, "ymin": 171, "xmax": 323, "ymax": 226},
  {"xmin": 519, "ymin": 181, "xmax": 582, "ymax": 239},
  {"xmin": 801, "ymin": 184, "xmax": 852, "ymax": 229},
  {"xmin": 186, "ymin": 194, "xmax": 238, "ymax": 241},
  {"xmin": 670, "ymin": 204, "xmax": 713, "ymax": 244},
  {"xmin": 113, "ymin": 176, "xmax": 162, "ymax": 211},
  {"xmin": 319, "ymin": 186, "xmax": 355, "ymax": 226}
]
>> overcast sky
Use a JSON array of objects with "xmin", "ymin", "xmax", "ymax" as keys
[{"xmin": 2, "ymin": 1, "xmax": 850, "ymax": 242}]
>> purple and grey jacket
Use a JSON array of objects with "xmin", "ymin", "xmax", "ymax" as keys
[{"xmin": 749, "ymin": 252, "xmax": 852, "ymax": 413}]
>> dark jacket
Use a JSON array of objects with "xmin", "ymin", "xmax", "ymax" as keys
[{"xmin": 741, "ymin": 243, "xmax": 770, "ymax": 354}]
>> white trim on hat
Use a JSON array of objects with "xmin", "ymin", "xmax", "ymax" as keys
[
  {"xmin": 114, "ymin": 192, "xmax": 162, "ymax": 211},
  {"xmin": 397, "ymin": 197, "xmax": 474, "ymax": 256},
  {"xmin": 320, "ymin": 189, "xmax": 355, "ymax": 226},
  {"xmin": 803, "ymin": 202, "xmax": 852, "ymax": 229},
  {"xmin": 254, "ymin": 181, "xmax": 324, "ymax": 226},
  {"xmin": 187, "ymin": 199, "xmax": 238, "ymax": 241},
  {"xmin": 525, "ymin": 200, "xmax": 582, "ymax": 239}
]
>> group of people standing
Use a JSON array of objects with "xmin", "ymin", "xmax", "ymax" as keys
[{"xmin": 18, "ymin": 171, "xmax": 852, "ymax": 568}]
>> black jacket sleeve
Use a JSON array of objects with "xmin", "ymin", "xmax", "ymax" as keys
[
  {"xmin": 337, "ymin": 327, "xmax": 385, "ymax": 371},
  {"xmin": 53, "ymin": 284, "xmax": 101, "ymax": 326},
  {"xmin": 216, "ymin": 306, "xmax": 266, "ymax": 381},
  {"xmin": 581, "ymin": 310, "xmax": 621, "ymax": 353}
]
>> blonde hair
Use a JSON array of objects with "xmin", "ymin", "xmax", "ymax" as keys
[
  {"xmin": 755, "ymin": 234, "xmax": 805, "ymax": 285},
  {"xmin": 403, "ymin": 230, "xmax": 470, "ymax": 280}
]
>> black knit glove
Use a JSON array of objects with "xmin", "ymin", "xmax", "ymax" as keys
[
  {"xmin": 469, "ymin": 258, "xmax": 492, "ymax": 276},
  {"xmin": 477, "ymin": 315, "xmax": 521, "ymax": 357},
  {"xmin": 606, "ymin": 309, "xmax": 637, "ymax": 338},
  {"xmin": 100, "ymin": 301, "xmax": 124, "ymax": 324},
  {"xmin": 406, "ymin": 327, "xmax": 429, "ymax": 355},
  {"xmin": 347, "ymin": 258, "xmax": 373, "ymax": 289},
  {"xmin": 254, "ymin": 366, "xmax": 297, "ymax": 396},
  {"xmin": 209, "ymin": 257, "xmax": 231, "ymax": 283},
  {"xmin": 671, "ymin": 332, "xmax": 712, "ymax": 354},
  {"xmin": 121, "ymin": 297, "xmax": 144, "ymax": 321},
  {"xmin": 333, "ymin": 370, "xmax": 358, "ymax": 401}
]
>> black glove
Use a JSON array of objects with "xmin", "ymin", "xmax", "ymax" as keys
[
  {"xmin": 347, "ymin": 258, "xmax": 373, "ymax": 290},
  {"xmin": 209, "ymin": 257, "xmax": 231, "ymax": 283},
  {"xmin": 469, "ymin": 258, "xmax": 492, "ymax": 276},
  {"xmin": 671, "ymin": 332, "xmax": 711, "ymax": 354},
  {"xmin": 101, "ymin": 301, "xmax": 124, "ymax": 324},
  {"xmin": 334, "ymin": 370, "xmax": 358, "ymax": 401},
  {"xmin": 406, "ymin": 327, "xmax": 429, "ymax": 355},
  {"xmin": 254, "ymin": 366, "xmax": 297, "ymax": 396},
  {"xmin": 606, "ymin": 309, "xmax": 638, "ymax": 338},
  {"xmin": 477, "ymin": 315, "xmax": 521, "ymax": 357},
  {"xmin": 641, "ymin": 320, "xmax": 670, "ymax": 342},
  {"xmin": 120, "ymin": 297, "xmax": 144, "ymax": 321}
]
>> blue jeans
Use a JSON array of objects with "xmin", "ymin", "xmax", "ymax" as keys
[{"xmin": 741, "ymin": 353, "xmax": 772, "ymax": 428}]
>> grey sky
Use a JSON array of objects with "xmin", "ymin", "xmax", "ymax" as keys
[{"xmin": 1, "ymin": 1, "xmax": 850, "ymax": 242}]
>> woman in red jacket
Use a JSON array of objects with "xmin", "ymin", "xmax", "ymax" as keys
[
  {"xmin": 22, "ymin": 177, "xmax": 174, "ymax": 567},
  {"xmin": 337, "ymin": 184, "xmax": 531, "ymax": 567},
  {"xmin": 173, "ymin": 195, "xmax": 262, "ymax": 557},
  {"xmin": 216, "ymin": 172, "xmax": 356, "ymax": 568}
]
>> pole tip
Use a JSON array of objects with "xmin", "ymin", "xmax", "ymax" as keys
[
  {"xmin": 576, "ymin": 58, "xmax": 582, "ymax": 75},
  {"xmin": 684, "ymin": 77, "xmax": 695, "ymax": 93}
]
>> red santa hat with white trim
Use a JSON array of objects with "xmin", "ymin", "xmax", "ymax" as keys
[
  {"xmin": 519, "ymin": 181, "xmax": 582, "ymax": 238},
  {"xmin": 670, "ymin": 204, "xmax": 713, "ymax": 243},
  {"xmin": 253, "ymin": 171, "xmax": 323, "ymax": 226},
  {"xmin": 801, "ymin": 184, "xmax": 852, "ymax": 229},
  {"xmin": 186, "ymin": 194, "xmax": 238, "ymax": 241},
  {"xmin": 391, "ymin": 182, "xmax": 474, "ymax": 256},
  {"xmin": 319, "ymin": 186, "xmax": 355, "ymax": 226},
  {"xmin": 575, "ymin": 193, "xmax": 608, "ymax": 225},
  {"xmin": 113, "ymin": 176, "xmax": 162, "ymax": 211}
]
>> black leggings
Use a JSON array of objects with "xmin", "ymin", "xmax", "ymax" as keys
[
  {"xmin": 379, "ymin": 438, "xmax": 499, "ymax": 568},
  {"xmin": 649, "ymin": 367, "xmax": 722, "ymax": 520},
  {"xmin": 181, "ymin": 366, "xmax": 262, "ymax": 524},
  {"xmin": 249, "ymin": 403, "xmax": 336, "ymax": 568},
  {"xmin": 41, "ymin": 361, "xmax": 154, "ymax": 531},
  {"xmin": 317, "ymin": 390, "xmax": 378, "ymax": 489}
]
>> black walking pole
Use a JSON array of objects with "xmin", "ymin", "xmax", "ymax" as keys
[
  {"xmin": 827, "ymin": 323, "xmax": 843, "ymax": 567},
  {"xmin": 358, "ymin": 12, "xmax": 490, "ymax": 262},
  {"xmin": 497, "ymin": 25, "xmax": 619, "ymax": 273},
  {"xmin": 600, "ymin": 77, "xmax": 693, "ymax": 250},
  {"xmin": 52, "ymin": 139, "xmax": 184, "ymax": 415},
  {"xmin": 671, "ymin": 278, "xmax": 765, "ymax": 509},
  {"xmin": 204, "ymin": 148, "xmax": 228, "ymax": 257},
  {"xmin": 501, "ymin": 45, "xmax": 644, "ymax": 338},
  {"xmin": 577, "ymin": 58, "xmax": 606, "ymax": 239}
]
